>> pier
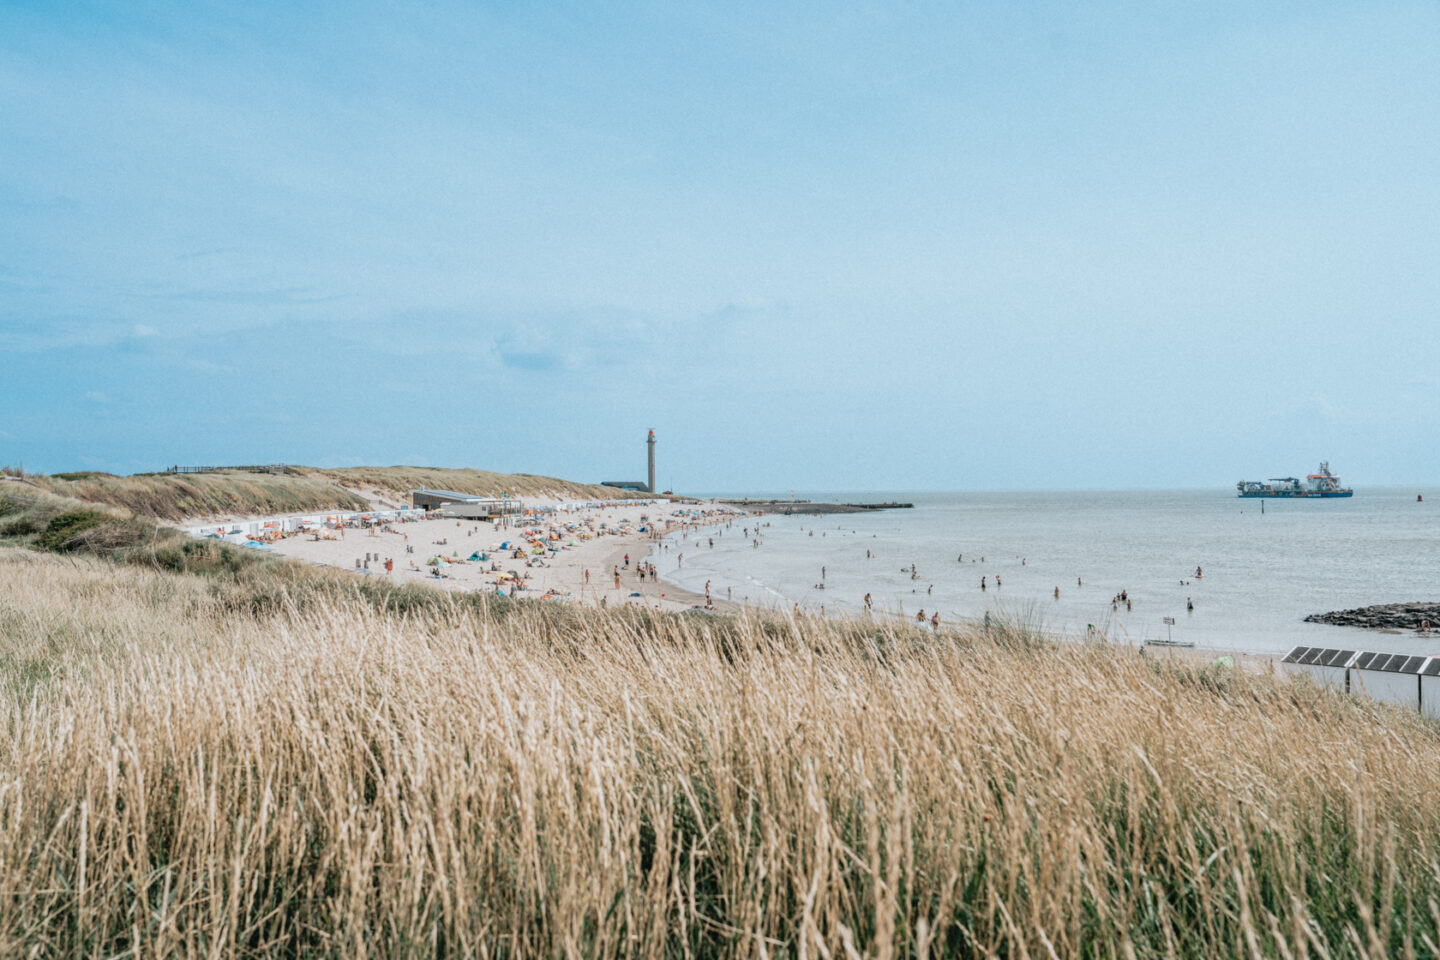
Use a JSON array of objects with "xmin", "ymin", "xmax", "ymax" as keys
[{"xmin": 719, "ymin": 499, "xmax": 913, "ymax": 515}]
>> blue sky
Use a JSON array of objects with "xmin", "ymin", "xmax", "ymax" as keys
[{"xmin": 2, "ymin": 2, "xmax": 1437, "ymax": 491}]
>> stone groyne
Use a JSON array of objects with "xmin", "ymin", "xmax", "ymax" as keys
[
  {"xmin": 1304, "ymin": 602, "xmax": 1440, "ymax": 632},
  {"xmin": 720, "ymin": 499, "xmax": 913, "ymax": 515}
]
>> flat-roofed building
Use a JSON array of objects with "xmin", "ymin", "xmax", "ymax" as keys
[
  {"xmin": 410, "ymin": 489, "xmax": 484, "ymax": 510},
  {"xmin": 410, "ymin": 489, "xmax": 526, "ymax": 521}
]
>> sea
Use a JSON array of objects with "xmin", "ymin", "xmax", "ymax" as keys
[{"xmin": 651, "ymin": 487, "xmax": 1440, "ymax": 656}]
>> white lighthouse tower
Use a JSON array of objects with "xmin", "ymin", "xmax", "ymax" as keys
[{"xmin": 647, "ymin": 429, "xmax": 656, "ymax": 494}]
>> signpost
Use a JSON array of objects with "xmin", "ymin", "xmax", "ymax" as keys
[{"xmin": 1163, "ymin": 616, "xmax": 1176, "ymax": 644}]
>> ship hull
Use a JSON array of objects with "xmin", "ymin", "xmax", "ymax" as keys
[{"xmin": 1237, "ymin": 490, "xmax": 1353, "ymax": 498}]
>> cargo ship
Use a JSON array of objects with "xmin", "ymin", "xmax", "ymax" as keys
[{"xmin": 1237, "ymin": 462, "xmax": 1353, "ymax": 498}]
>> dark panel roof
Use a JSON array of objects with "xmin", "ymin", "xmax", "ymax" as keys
[
  {"xmin": 1355, "ymin": 653, "xmax": 1428, "ymax": 675},
  {"xmin": 411, "ymin": 489, "xmax": 484, "ymax": 501},
  {"xmin": 1284, "ymin": 647, "xmax": 1356, "ymax": 668}
]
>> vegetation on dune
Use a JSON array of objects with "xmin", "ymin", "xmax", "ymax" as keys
[
  {"xmin": 22, "ymin": 464, "xmax": 647, "ymax": 521},
  {"xmin": 304, "ymin": 464, "xmax": 651, "ymax": 503},
  {"xmin": 0, "ymin": 487, "xmax": 526, "ymax": 622},
  {"xmin": 29, "ymin": 469, "xmax": 371, "ymax": 521},
  {"xmin": 2, "ymin": 499, "xmax": 1440, "ymax": 955}
]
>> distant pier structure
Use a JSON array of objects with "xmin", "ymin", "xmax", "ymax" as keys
[{"xmin": 602, "ymin": 429, "xmax": 657, "ymax": 494}]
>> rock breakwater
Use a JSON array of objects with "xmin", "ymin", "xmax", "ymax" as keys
[{"xmin": 1304, "ymin": 602, "xmax": 1440, "ymax": 631}]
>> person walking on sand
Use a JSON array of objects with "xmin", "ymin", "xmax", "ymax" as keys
[{"xmin": 930, "ymin": 611, "xmax": 940, "ymax": 630}]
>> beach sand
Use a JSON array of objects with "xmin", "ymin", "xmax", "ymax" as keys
[
  {"xmin": 188, "ymin": 498, "xmax": 1284, "ymax": 671},
  {"xmin": 262, "ymin": 500, "xmax": 752, "ymax": 613}
]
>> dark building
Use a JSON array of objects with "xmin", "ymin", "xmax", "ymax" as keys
[{"xmin": 410, "ymin": 489, "xmax": 484, "ymax": 510}]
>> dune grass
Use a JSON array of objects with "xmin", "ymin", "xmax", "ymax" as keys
[
  {"xmin": 25, "ymin": 465, "xmax": 648, "ymax": 522},
  {"xmin": 28, "ymin": 470, "xmax": 372, "ymax": 521},
  {"xmin": 303, "ymin": 465, "xmax": 652, "ymax": 503},
  {"xmin": 3, "ymin": 534, "xmax": 1440, "ymax": 957}
]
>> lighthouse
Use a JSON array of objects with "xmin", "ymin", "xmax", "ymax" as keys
[{"xmin": 647, "ymin": 429, "xmax": 656, "ymax": 494}]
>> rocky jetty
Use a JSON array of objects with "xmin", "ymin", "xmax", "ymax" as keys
[
  {"xmin": 720, "ymin": 499, "xmax": 913, "ymax": 515},
  {"xmin": 1304, "ymin": 602, "xmax": 1440, "ymax": 631}
]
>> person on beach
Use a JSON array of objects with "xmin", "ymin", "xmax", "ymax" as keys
[
  {"xmin": 1054, "ymin": 586, "xmax": 1060, "ymax": 599},
  {"xmin": 1195, "ymin": 566, "xmax": 1203, "ymax": 578},
  {"xmin": 1187, "ymin": 597, "xmax": 1194, "ymax": 611},
  {"xmin": 864, "ymin": 593, "xmax": 872, "ymax": 611},
  {"xmin": 981, "ymin": 576, "xmax": 987, "ymax": 590},
  {"xmin": 930, "ymin": 611, "xmax": 940, "ymax": 630},
  {"xmin": 917, "ymin": 609, "xmax": 925, "ymax": 622}
]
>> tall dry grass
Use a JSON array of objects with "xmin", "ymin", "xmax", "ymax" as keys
[
  {"xmin": 3, "ymin": 547, "xmax": 1440, "ymax": 957},
  {"xmin": 27, "ymin": 466, "xmax": 648, "ymax": 522},
  {"xmin": 304, "ymin": 466, "xmax": 653, "ymax": 504},
  {"xmin": 29, "ymin": 471, "xmax": 372, "ymax": 521}
]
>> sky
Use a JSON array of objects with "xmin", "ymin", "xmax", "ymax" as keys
[{"xmin": 2, "ymin": 1, "xmax": 1437, "ymax": 491}]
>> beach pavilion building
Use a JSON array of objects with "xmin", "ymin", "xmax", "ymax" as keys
[{"xmin": 410, "ymin": 489, "xmax": 526, "ymax": 522}]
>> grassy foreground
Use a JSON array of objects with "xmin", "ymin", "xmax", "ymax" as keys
[{"xmin": 4, "ymin": 538, "xmax": 1440, "ymax": 958}]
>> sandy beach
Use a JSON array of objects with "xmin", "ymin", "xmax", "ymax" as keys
[{"xmin": 253, "ymin": 499, "xmax": 755, "ymax": 613}]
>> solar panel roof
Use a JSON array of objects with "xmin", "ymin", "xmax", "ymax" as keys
[
  {"xmin": 1354, "ymin": 653, "xmax": 1428, "ymax": 674},
  {"xmin": 1283, "ymin": 647, "xmax": 1356, "ymax": 668}
]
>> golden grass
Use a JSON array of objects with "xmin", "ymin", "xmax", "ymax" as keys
[
  {"xmin": 27, "ymin": 466, "xmax": 648, "ymax": 522},
  {"xmin": 303, "ymin": 465, "xmax": 652, "ymax": 503},
  {"xmin": 3, "ymin": 547, "xmax": 1440, "ymax": 957},
  {"xmin": 28, "ymin": 471, "xmax": 372, "ymax": 521}
]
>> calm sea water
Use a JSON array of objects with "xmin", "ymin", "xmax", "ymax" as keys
[{"xmin": 652, "ymin": 488, "xmax": 1440, "ymax": 655}]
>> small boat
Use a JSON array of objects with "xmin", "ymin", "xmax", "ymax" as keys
[{"xmin": 1144, "ymin": 638, "xmax": 1196, "ymax": 648}]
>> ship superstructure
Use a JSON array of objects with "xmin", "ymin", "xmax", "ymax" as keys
[{"xmin": 1236, "ymin": 461, "xmax": 1353, "ymax": 498}]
